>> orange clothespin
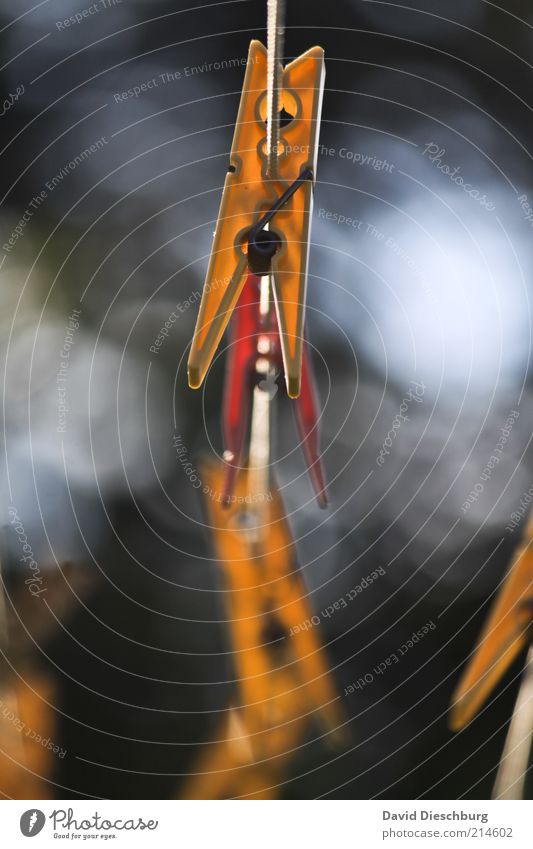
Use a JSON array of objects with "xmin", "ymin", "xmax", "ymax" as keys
[
  {"xmin": 180, "ymin": 460, "xmax": 344, "ymax": 799},
  {"xmin": 187, "ymin": 39, "xmax": 325, "ymax": 398},
  {"xmin": 449, "ymin": 513, "xmax": 533, "ymax": 730}
]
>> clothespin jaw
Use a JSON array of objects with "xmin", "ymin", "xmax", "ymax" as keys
[
  {"xmin": 449, "ymin": 515, "xmax": 533, "ymax": 731},
  {"xmin": 221, "ymin": 273, "xmax": 261, "ymax": 505},
  {"xmin": 187, "ymin": 39, "xmax": 325, "ymax": 398}
]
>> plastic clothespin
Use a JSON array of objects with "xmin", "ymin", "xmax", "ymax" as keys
[
  {"xmin": 200, "ymin": 460, "xmax": 344, "ymax": 745},
  {"xmin": 221, "ymin": 271, "xmax": 328, "ymax": 508},
  {"xmin": 187, "ymin": 39, "xmax": 325, "ymax": 399},
  {"xmin": 449, "ymin": 513, "xmax": 533, "ymax": 730}
]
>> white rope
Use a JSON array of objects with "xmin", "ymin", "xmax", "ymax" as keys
[{"xmin": 266, "ymin": 0, "xmax": 285, "ymax": 179}]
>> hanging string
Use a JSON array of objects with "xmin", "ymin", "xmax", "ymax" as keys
[{"xmin": 266, "ymin": 0, "xmax": 285, "ymax": 179}]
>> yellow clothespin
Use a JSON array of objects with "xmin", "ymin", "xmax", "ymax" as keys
[
  {"xmin": 449, "ymin": 513, "xmax": 533, "ymax": 730},
  {"xmin": 187, "ymin": 39, "xmax": 325, "ymax": 398}
]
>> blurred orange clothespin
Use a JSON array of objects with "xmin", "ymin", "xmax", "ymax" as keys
[
  {"xmin": 187, "ymin": 39, "xmax": 325, "ymax": 399},
  {"xmin": 449, "ymin": 513, "xmax": 533, "ymax": 730}
]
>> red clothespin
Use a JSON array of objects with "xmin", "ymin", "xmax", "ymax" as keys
[{"xmin": 221, "ymin": 271, "xmax": 328, "ymax": 509}]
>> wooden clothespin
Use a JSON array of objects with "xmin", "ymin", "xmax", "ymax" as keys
[
  {"xmin": 449, "ymin": 513, "xmax": 533, "ymax": 730},
  {"xmin": 187, "ymin": 39, "xmax": 325, "ymax": 398}
]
